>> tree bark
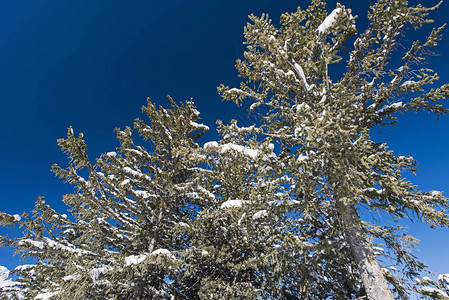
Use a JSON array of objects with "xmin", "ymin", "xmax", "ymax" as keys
[{"xmin": 340, "ymin": 204, "xmax": 394, "ymax": 300}]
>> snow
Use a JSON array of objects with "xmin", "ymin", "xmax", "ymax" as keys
[
  {"xmin": 431, "ymin": 191, "xmax": 442, "ymax": 197},
  {"xmin": 390, "ymin": 102, "xmax": 403, "ymax": 108},
  {"xmin": 44, "ymin": 238, "xmax": 92, "ymax": 255},
  {"xmin": 226, "ymin": 88, "xmax": 244, "ymax": 94},
  {"xmin": 125, "ymin": 254, "xmax": 147, "ymax": 266},
  {"xmin": 293, "ymin": 62, "xmax": 311, "ymax": 90},
  {"xmin": 134, "ymin": 190, "xmax": 152, "ymax": 199},
  {"xmin": 150, "ymin": 249, "xmax": 175, "ymax": 259},
  {"xmin": 0, "ymin": 266, "xmax": 22, "ymax": 296},
  {"xmin": 439, "ymin": 274, "xmax": 449, "ymax": 283},
  {"xmin": 198, "ymin": 185, "xmax": 215, "ymax": 199},
  {"xmin": 62, "ymin": 274, "xmax": 78, "ymax": 281},
  {"xmin": 401, "ymin": 80, "xmax": 415, "ymax": 87},
  {"xmin": 90, "ymin": 267, "xmax": 108, "ymax": 285},
  {"xmin": 296, "ymin": 102, "xmax": 310, "ymax": 112},
  {"xmin": 14, "ymin": 264, "xmax": 35, "ymax": 272},
  {"xmin": 35, "ymin": 292, "xmax": 59, "ymax": 300},
  {"xmin": 220, "ymin": 199, "xmax": 251, "ymax": 209},
  {"xmin": 190, "ymin": 121, "xmax": 209, "ymax": 131},
  {"xmin": 203, "ymin": 141, "xmax": 219, "ymax": 148},
  {"xmin": 13, "ymin": 214, "xmax": 21, "ymax": 222},
  {"xmin": 419, "ymin": 286, "xmax": 449, "ymax": 298},
  {"xmin": 106, "ymin": 151, "xmax": 117, "ymax": 157},
  {"xmin": 297, "ymin": 154, "xmax": 308, "ymax": 162},
  {"xmin": 18, "ymin": 239, "xmax": 44, "ymax": 249},
  {"xmin": 378, "ymin": 102, "xmax": 403, "ymax": 113},
  {"xmin": 221, "ymin": 143, "xmax": 258, "ymax": 158},
  {"xmin": 269, "ymin": 199, "xmax": 300, "ymax": 206},
  {"xmin": 0, "ymin": 266, "xmax": 8, "ymax": 283},
  {"xmin": 318, "ymin": 8, "xmax": 342, "ymax": 33},
  {"xmin": 253, "ymin": 210, "xmax": 268, "ymax": 220},
  {"xmin": 205, "ymin": 141, "xmax": 259, "ymax": 159}
]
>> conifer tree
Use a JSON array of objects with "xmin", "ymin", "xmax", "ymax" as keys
[
  {"xmin": 0, "ymin": 1, "xmax": 448, "ymax": 299},
  {"xmin": 0, "ymin": 98, "xmax": 211, "ymax": 299},
  {"xmin": 219, "ymin": 0, "xmax": 449, "ymax": 298},
  {"xmin": 173, "ymin": 122, "xmax": 301, "ymax": 299}
]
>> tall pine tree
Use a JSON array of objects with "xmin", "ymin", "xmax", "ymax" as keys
[
  {"xmin": 1, "ymin": 98, "xmax": 211, "ymax": 299},
  {"xmin": 219, "ymin": 0, "xmax": 449, "ymax": 298}
]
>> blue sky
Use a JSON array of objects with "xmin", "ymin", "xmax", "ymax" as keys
[{"xmin": 0, "ymin": 0, "xmax": 448, "ymax": 277}]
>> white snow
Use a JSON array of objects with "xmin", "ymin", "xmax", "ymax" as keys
[
  {"xmin": 198, "ymin": 186, "xmax": 215, "ymax": 199},
  {"xmin": 204, "ymin": 141, "xmax": 259, "ymax": 158},
  {"xmin": 378, "ymin": 102, "xmax": 403, "ymax": 113},
  {"xmin": 19, "ymin": 239, "xmax": 44, "ymax": 249},
  {"xmin": 178, "ymin": 222, "xmax": 189, "ymax": 227},
  {"xmin": 421, "ymin": 276, "xmax": 433, "ymax": 283},
  {"xmin": 203, "ymin": 141, "xmax": 219, "ymax": 148},
  {"xmin": 318, "ymin": 8, "xmax": 342, "ymax": 33},
  {"xmin": 14, "ymin": 264, "xmax": 35, "ymax": 272},
  {"xmin": 44, "ymin": 238, "xmax": 92, "ymax": 255},
  {"xmin": 297, "ymin": 154, "xmax": 308, "ymax": 162},
  {"xmin": 401, "ymin": 80, "xmax": 415, "ymax": 87},
  {"xmin": 150, "ymin": 248, "xmax": 175, "ymax": 259},
  {"xmin": 106, "ymin": 151, "xmax": 117, "ymax": 157},
  {"xmin": 220, "ymin": 199, "xmax": 251, "ymax": 209},
  {"xmin": 13, "ymin": 214, "xmax": 21, "ymax": 222},
  {"xmin": 439, "ymin": 274, "xmax": 449, "ymax": 283},
  {"xmin": 134, "ymin": 190, "xmax": 152, "ymax": 199},
  {"xmin": 431, "ymin": 191, "xmax": 442, "ymax": 197},
  {"xmin": 269, "ymin": 199, "xmax": 300, "ymax": 206},
  {"xmin": 35, "ymin": 292, "xmax": 59, "ymax": 300},
  {"xmin": 226, "ymin": 88, "xmax": 244, "ymax": 93},
  {"xmin": 125, "ymin": 254, "xmax": 147, "ymax": 266},
  {"xmin": 296, "ymin": 102, "xmax": 310, "ymax": 112},
  {"xmin": 390, "ymin": 102, "xmax": 403, "ymax": 108},
  {"xmin": 253, "ymin": 210, "xmax": 268, "ymax": 220},
  {"xmin": 62, "ymin": 274, "xmax": 78, "ymax": 281},
  {"xmin": 90, "ymin": 267, "xmax": 108, "ymax": 285},
  {"xmin": 419, "ymin": 286, "xmax": 448, "ymax": 298},
  {"xmin": 190, "ymin": 121, "xmax": 209, "ymax": 131},
  {"xmin": 293, "ymin": 62, "xmax": 311, "ymax": 90},
  {"xmin": 220, "ymin": 143, "xmax": 259, "ymax": 158},
  {"xmin": 0, "ymin": 266, "xmax": 8, "ymax": 283}
]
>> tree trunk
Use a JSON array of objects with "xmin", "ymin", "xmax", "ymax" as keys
[{"xmin": 340, "ymin": 204, "xmax": 394, "ymax": 300}]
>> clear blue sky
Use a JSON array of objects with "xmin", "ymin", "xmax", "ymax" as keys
[{"xmin": 0, "ymin": 0, "xmax": 448, "ymax": 276}]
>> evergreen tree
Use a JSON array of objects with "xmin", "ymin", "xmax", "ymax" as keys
[
  {"xmin": 174, "ymin": 122, "xmax": 300, "ymax": 299},
  {"xmin": 0, "ymin": 1, "xmax": 448, "ymax": 299},
  {"xmin": 0, "ymin": 98, "xmax": 211, "ymax": 299},
  {"xmin": 218, "ymin": 0, "xmax": 449, "ymax": 299}
]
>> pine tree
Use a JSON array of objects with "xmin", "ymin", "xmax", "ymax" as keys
[
  {"xmin": 1, "ymin": 1, "xmax": 448, "ymax": 299},
  {"xmin": 0, "ymin": 98, "xmax": 211, "ymax": 299},
  {"xmin": 219, "ymin": 0, "xmax": 449, "ymax": 298},
  {"xmin": 173, "ymin": 121, "xmax": 302, "ymax": 299}
]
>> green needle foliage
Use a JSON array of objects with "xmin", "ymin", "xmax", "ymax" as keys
[{"xmin": 219, "ymin": 0, "xmax": 449, "ymax": 298}]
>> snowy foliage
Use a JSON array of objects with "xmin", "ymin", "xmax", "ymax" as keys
[{"xmin": 1, "ymin": 0, "xmax": 449, "ymax": 299}]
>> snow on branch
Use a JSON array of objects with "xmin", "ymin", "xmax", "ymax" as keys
[{"xmin": 318, "ymin": 8, "xmax": 342, "ymax": 33}]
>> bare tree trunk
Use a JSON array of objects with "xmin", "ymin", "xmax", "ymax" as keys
[{"xmin": 340, "ymin": 204, "xmax": 394, "ymax": 300}]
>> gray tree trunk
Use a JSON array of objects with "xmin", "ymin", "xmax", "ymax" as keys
[{"xmin": 341, "ymin": 204, "xmax": 394, "ymax": 300}]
